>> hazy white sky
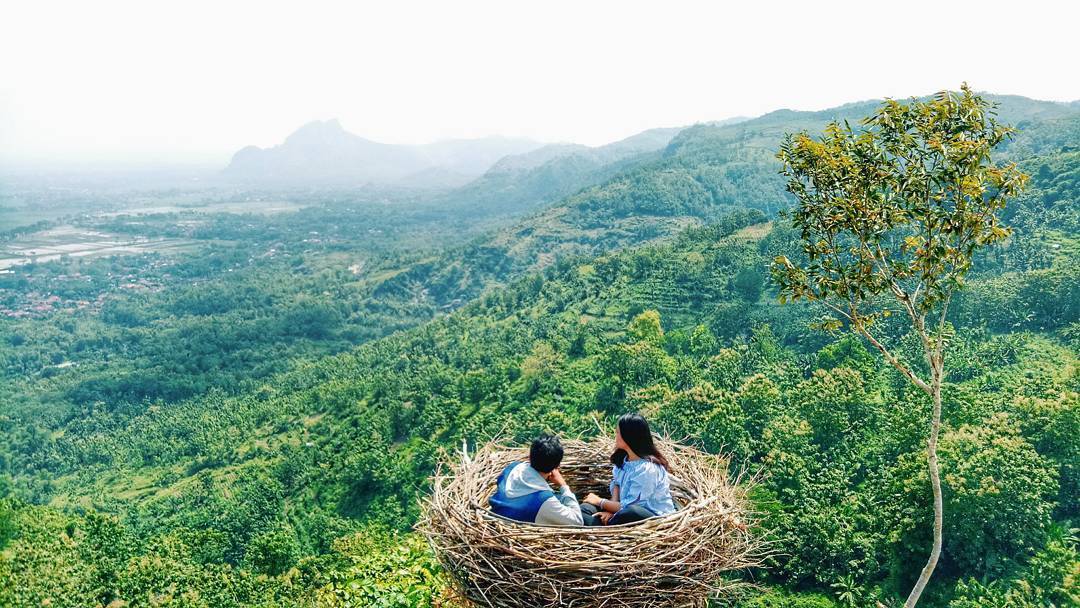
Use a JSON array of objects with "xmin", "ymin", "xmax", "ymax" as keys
[{"xmin": 2, "ymin": 0, "xmax": 1078, "ymax": 167}]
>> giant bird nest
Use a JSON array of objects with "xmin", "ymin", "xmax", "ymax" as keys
[{"xmin": 418, "ymin": 435, "xmax": 763, "ymax": 608}]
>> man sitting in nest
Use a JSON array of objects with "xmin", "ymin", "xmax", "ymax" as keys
[{"xmin": 489, "ymin": 434, "xmax": 585, "ymax": 526}]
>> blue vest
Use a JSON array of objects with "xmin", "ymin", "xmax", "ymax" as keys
[{"xmin": 488, "ymin": 462, "xmax": 555, "ymax": 523}]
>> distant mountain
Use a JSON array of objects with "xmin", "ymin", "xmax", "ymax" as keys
[
  {"xmin": 485, "ymin": 125, "xmax": 705, "ymax": 176},
  {"xmin": 222, "ymin": 119, "xmax": 543, "ymax": 187},
  {"xmin": 439, "ymin": 119, "xmax": 750, "ymax": 214},
  {"xmin": 439, "ymin": 125, "xmax": 700, "ymax": 216}
]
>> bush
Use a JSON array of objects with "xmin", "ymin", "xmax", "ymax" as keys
[
  {"xmin": 735, "ymin": 588, "xmax": 838, "ymax": 608},
  {"xmin": 940, "ymin": 413, "xmax": 1059, "ymax": 577},
  {"xmin": 0, "ymin": 499, "xmax": 15, "ymax": 550},
  {"xmin": 244, "ymin": 523, "xmax": 301, "ymax": 575},
  {"xmin": 949, "ymin": 531, "xmax": 1080, "ymax": 608},
  {"xmin": 314, "ymin": 530, "xmax": 458, "ymax": 608}
]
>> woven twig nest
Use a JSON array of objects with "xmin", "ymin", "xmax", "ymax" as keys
[{"xmin": 418, "ymin": 435, "xmax": 762, "ymax": 608}]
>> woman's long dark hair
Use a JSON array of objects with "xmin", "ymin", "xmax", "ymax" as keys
[{"xmin": 610, "ymin": 413, "xmax": 669, "ymax": 470}]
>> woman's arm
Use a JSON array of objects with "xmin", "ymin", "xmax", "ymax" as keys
[
  {"xmin": 583, "ymin": 486, "xmax": 621, "ymax": 513},
  {"xmin": 601, "ymin": 486, "xmax": 621, "ymax": 513},
  {"xmin": 585, "ymin": 466, "xmax": 625, "ymax": 515}
]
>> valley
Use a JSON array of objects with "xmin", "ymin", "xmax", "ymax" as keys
[{"xmin": 1, "ymin": 92, "xmax": 1078, "ymax": 608}]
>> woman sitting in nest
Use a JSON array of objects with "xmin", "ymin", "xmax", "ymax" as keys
[{"xmin": 581, "ymin": 413, "xmax": 676, "ymax": 525}]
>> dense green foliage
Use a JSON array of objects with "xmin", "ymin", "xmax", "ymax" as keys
[
  {"xmin": 0, "ymin": 497, "xmax": 456, "ymax": 607},
  {"xmin": 1, "ymin": 93, "xmax": 1078, "ymax": 607}
]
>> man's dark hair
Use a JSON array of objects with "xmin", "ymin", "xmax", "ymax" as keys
[{"xmin": 529, "ymin": 435, "xmax": 563, "ymax": 473}]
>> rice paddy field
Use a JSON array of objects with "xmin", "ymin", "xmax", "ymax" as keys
[
  {"xmin": 95, "ymin": 200, "xmax": 307, "ymax": 217},
  {"xmin": 0, "ymin": 225, "xmax": 201, "ymax": 271},
  {"xmin": 0, "ymin": 192, "xmax": 310, "ymax": 271}
]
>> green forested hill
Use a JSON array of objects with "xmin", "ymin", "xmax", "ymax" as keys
[
  {"xmin": 1, "ymin": 94, "xmax": 1079, "ymax": 607},
  {"xmin": 373, "ymin": 93, "xmax": 1080, "ymax": 315},
  {"xmin": 433, "ymin": 125, "xmax": 688, "ymax": 215}
]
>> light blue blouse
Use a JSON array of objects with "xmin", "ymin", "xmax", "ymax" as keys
[{"xmin": 610, "ymin": 458, "xmax": 676, "ymax": 516}]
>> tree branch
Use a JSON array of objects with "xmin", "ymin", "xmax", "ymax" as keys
[{"xmin": 821, "ymin": 300, "xmax": 933, "ymax": 396}]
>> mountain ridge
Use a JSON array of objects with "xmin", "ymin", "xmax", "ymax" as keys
[{"xmin": 222, "ymin": 119, "xmax": 544, "ymax": 187}]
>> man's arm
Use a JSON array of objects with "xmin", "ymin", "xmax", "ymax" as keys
[{"xmin": 535, "ymin": 469, "xmax": 584, "ymax": 526}]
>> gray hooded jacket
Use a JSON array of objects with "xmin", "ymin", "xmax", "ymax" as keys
[{"xmin": 502, "ymin": 462, "xmax": 585, "ymax": 526}]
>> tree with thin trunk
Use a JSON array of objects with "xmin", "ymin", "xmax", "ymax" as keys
[{"xmin": 770, "ymin": 85, "xmax": 1028, "ymax": 607}]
